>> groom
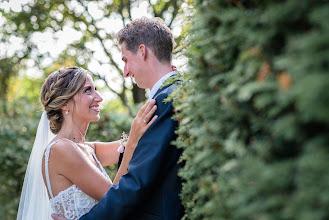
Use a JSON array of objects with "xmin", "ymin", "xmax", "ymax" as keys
[{"xmin": 53, "ymin": 17, "xmax": 184, "ymax": 220}]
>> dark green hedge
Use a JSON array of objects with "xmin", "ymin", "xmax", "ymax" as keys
[{"xmin": 172, "ymin": 0, "xmax": 329, "ymax": 219}]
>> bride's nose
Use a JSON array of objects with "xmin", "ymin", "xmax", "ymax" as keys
[{"xmin": 94, "ymin": 91, "xmax": 103, "ymax": 103}]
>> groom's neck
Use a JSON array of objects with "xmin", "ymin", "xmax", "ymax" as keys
[{"xmin": 147, "ymin": 60, "xmax": 173, "ymax": 90}]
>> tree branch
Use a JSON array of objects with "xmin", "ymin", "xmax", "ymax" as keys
[
  {"xmin": 168, "ymin": 0, "xmax": 179, "ymax": 28},
  {"xmin": 65, "ymin": 2, "xmax": 135, "ymax": 116}
]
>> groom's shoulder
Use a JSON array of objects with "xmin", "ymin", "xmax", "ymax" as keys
[
  {"xmin": 155, "ymin": 80, "xmax": 181, "ymax": 99},
  {"xmin": 165, "ymin": 82, "xmax": 180, "ymax": 94}
]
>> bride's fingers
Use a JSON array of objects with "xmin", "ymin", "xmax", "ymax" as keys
[
  {"xmin": 137, "ymin": 99, "xmax": 155, "ymax": 118},
  {"xmin": 141, "ymin": 99, "xmax": 156, "ymax": 118},
  {"xmin": 146, "ymin": 115, "xmax": 158, "ymax": 129},
  {"xmin": 136, "ymin": 101, "xmax": 149, "ymax": 117},
  {"xmin": 143, "ymin": 105, "xmax": 157, "ymax": 123}
]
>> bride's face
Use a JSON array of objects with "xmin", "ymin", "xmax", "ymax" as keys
[{"xmin": 71, "ymin": 74, "xmax": 103, "ymax": 123}]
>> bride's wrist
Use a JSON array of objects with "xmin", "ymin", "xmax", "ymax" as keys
[
  {"xmin": 117, "ymin": 131, "xmax": 139, "ymax": 153},
  {"xmin": 126, "ymin": 136, "xmax": 138, "ymax": 149},
  {"xmin": 129, "ymin": 133, "xmax": 139, "ymax": 144}
]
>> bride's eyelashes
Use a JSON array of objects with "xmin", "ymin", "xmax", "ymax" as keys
[
  {"xmin": 84, "ymin": 86, "xmax": 92, "ymax": 93},
  {"xmin": 84, "ymin": 86, "xmax": 97, "ymax": 93},
  {"xmin": 85, "ymin": 87, "xmax": 91, "ymax": 93}
]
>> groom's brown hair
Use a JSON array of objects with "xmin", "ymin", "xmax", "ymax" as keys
[{"xmin": 117, "ymin": 17, "xmax": 174, "ymax": 63}]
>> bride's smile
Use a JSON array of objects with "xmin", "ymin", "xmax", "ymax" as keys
[{"xmin": 69, "ymin": 74, "xmax": 103, "ymax": 124}]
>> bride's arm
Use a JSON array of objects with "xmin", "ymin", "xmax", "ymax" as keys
[
  {"xmin": 87, "ymin": 141, "xmax": 120, "ymax": 167},
  {"xmin": 50, "ymin": 140, "xmax": 112, "ymax": 201},
  {"xmin": 50, "ymin": 130, "xmax": 153, "ymax": 201},
  {"xmin": 113, "ymin": 100, "xmax": 158, "ymax": 184}
]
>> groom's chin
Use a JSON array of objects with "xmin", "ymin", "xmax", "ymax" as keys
[{"xmin": 136, "ymin": 82, "xmax": 147, "ymax": 89}]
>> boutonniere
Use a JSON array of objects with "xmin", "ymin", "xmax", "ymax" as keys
[{"xmin": 117, "ymin": 132, "xmax": 128, "ymax": 153}]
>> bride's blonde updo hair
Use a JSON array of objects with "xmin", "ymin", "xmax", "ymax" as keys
[{"xmin": 40, "ymin": 66, "xmax": 88, "ymax": 134}]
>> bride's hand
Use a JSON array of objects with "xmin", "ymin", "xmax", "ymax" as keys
[{"xmin": 128, "ymin": 99, "xmax": 158, "ymax": 146}]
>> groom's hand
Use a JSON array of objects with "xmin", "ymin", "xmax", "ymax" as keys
[{"xmin": 51, "ymin": 213, "xmax": 68, "ymax": 220}]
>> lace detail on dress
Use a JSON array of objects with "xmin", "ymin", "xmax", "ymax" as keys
[
  {"xmin": 50, "ymin": 185, "xmax": 98, "ymax": 220},
  {"xmin": 44, "ymin": 139, "xmax": 111, "ymax": 220}
]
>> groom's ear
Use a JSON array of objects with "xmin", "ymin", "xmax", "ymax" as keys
[{"xmin": 139, "ymin": 44, "xmax": 147, "ymax": 60}]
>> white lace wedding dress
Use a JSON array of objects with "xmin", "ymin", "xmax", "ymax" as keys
[{"xmin": 44, "ymin": 138, "xmax": 111, "ymax": 219}]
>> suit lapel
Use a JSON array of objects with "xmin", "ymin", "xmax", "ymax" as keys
[{"xmin": 152, "ymin": 74, "xmax": 180, "ymax": 99}]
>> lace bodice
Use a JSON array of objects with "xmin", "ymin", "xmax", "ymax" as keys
[{"xmin": 44, "ymin": 139, "xmax": 111, "ymax": 220}]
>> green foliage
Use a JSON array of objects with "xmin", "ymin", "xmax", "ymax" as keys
[
  {"xmin": 0, "ymin": 0, "xmax": 185, "ymax": 110},
  {"xmin": 0, "ymin": 58, "xmax": 19, "ymax": 114},
  {"xmin": 0, "ymin": 99, "xmax": 38, "ymax": 219},
  {"xmin": 172, "ymin": 0, "xmax": 329, "ymax": 219}
]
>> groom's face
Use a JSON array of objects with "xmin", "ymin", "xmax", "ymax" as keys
[{"xmin": 121, "ymin": 42, "xmax": 147, "ymax": 89}]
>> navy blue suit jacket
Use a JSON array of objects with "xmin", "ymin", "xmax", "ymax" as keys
[{"xmin": 80, "ymin": 81, "xmax": 184, "ymax": 220}]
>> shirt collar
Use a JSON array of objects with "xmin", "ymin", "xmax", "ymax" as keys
[{"xmin": 149, "ymin": 71, "xmax": 176, "ymax": 100}]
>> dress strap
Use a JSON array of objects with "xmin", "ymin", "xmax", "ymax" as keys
[
  {"xmin": 85, "ymin": 145, "xmax": 112, "ymax": 183},
  {"xmin": 44, "ymin": 140, "xmax": 60, "ymax": 199},
  {"xmin": 88, "ymin": 147, "xmax": 103, "ymax": 171}
]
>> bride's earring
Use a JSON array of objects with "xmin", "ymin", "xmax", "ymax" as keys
[{"xmin": 65, "ymin": 110, "xmax": 69, "ymax": 115}]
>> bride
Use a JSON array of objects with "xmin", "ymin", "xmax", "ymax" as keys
[{"xmin": 17, "ymin": 66, "xmax": 158, "ymax": 219}]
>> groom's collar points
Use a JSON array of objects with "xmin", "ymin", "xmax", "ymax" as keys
[{"xmin": 149, "ymin": 71, "xmax": 177, "ymax": 101}]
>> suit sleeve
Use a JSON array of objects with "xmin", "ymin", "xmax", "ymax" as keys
[{"xmin": 80, "ymin": 93, "xmax": 178, "ymax": 219}]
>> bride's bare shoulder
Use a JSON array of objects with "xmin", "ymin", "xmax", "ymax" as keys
[
  {"xmin": 49, "ymin": 139, "xmax": 86, "ymax": 167},
  {"xmin": 51, "ymin": 138, "xmax": 78, "ymax": 153}
]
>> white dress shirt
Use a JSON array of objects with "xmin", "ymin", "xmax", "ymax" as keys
[{"xmin": 148, "ymin": 71, "xmax": 176, "ymax": 101}]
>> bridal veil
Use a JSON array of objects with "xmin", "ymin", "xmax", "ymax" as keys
[{"xmin": 17, "ymin": 111, "xmax": 55, "ymax": 220}]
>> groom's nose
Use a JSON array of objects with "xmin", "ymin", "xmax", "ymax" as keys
[{"xmin": 124, "ymin": 65, "xmax": 130, "ymax": 78}]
